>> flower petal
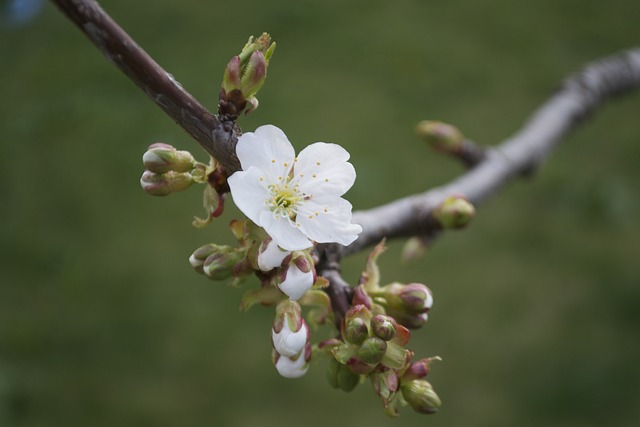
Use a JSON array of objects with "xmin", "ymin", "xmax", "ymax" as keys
[
  {"xmin": 259, "ymin": 210, "xmax": 312, "ymax": 251},
  {"xmin": 294, "ymin": 142, "xmax": 356, "ymax": 196},
  {"xmin": 297, "ymin": 197, "xmax": 362, "ymax": 246},
  {"xmin": 236, "ymin": 125, "xmax": 295, "ymax": 181},
  {"xmin": 227, "ymin": 166, "xmax": 268, "ymax": 224}
]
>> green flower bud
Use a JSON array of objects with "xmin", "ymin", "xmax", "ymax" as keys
[
  {"xmin": 370, "ymin": 315, "xmax": 397, "ymax": 341},
  {"xmin": 432, "ymin": 196, "xmax": 476, "ymax": 229},
  {"xmin": 199, "ymin": 245, "xmax": 246, "ymax": 280},
  {"xmin": 358, "ymin": 337, "xmax": 387, "ymax": 366},
  {"xmin": 415, "ymin": 120, "xmax": 464, "ymax": 153},
  {"xmin": 344, "ymin": 317, "xmax": 369, "ymax": 345},
  {"xmin": 327, "ymin": 358, "xmax": 360, "ymax": 392},
  {"xmin": 220, "ymin": 33, "xmax": 276, "ymax": 115},
  {"xmin": 142, "ymin": 143, "xmax": 197, "ymax": 174},
  {"xmin": 341, "ymin": 304, "xmax": 372, "ymax": 343},
  {"xmin": 140, "ymin": 170, "xmax": 194, "ymax": 196},
  {"xmin": 401, "ymin": 380, "xmax": 441, "ymax": 414}
]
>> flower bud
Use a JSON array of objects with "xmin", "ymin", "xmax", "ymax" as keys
[
  {"xmin": 341, "ymin": 304, "xmax": 372, "ymax": 343},
  {"xmin": 415, "ymin": 120, "xmax": 464, "ymax": 153},
  {"xmin": 358, "ymin": 336, "xmax": 387, "ymax": 366},
  {"xmin": 381, "ymin": 281, "xmax": 432, "ymax": 308},
  {"xmin": 326, "ymin": 358, "xmax": 360, "ymax": 392},
  {"xmin": 344, "ymin": 317, "xmax": 369, "ymax": 345},
  {"xmin": 351, "ymin": 284, "xmax": 373, "ymax": 309},
  {"xmin": 189, "ymin": 243, "xmax": 218, "ymax": 273},
  {"xmin": 387, "ymin": 311, "xmax": 428, "ymax": 330},
  {"xmin": 257, "ymin": 238, "xmax": 290, "ymax": 272},
  {"xmin": 432, "ymin": 196, "xmax": 476, "ymax": 229},
  {"xmin": 140, "ymin": 170, "xmax": 194, "ymax": 196},
  {"xmin": 142, "ymin": 143, "xmax": 196, "ymax": 174},
  {"xmin": 275, "ymin": 253, "xmax": 315, "ymax": 301},
  {"xmin": 200, "ymin": 245, "xmax": 246, "ymax": 281},
  {"xmin": 220, "ymin": 33, "xmax": 276, "ymax": 115},
  {"xmin": 401, "ymin": 380, "xmax": 441, "ymax": 414},
  {"xmin": 273, "ymin": 342, "xmax": 311, "ymax": 379},
  {"xmin": 371, "ymin": 368, "xmax": 399, "ymax": 408},
  {"xmin": 370, "ymin": 315, "xmax": 396, "ymax": 341},
  {"xmin": 346, "ymin": 356, "xmax": 377, "ymax": 375},
  {"xmin": 402, "ymin": 356, "xmax": 442, "ymax": 381},
  {"xmin": 272, "ymin": 300, "xmax": 309, "ymax": 357}
]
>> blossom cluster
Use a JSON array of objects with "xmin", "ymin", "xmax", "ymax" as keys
[{"xmin": 140, "ymin": 124, "xmax": 440, "ymax": 416}]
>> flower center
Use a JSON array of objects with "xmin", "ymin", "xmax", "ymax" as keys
[{"xmin": 268, "ymin": 182, "xmax": 301, "ymax": 219}]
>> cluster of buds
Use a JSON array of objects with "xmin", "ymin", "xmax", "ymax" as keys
[
  {"xmin": 317, "ymin": 240, "xmax": 441, "ymax": 416},
  {"xmin": 187, "ymin": 220, "xmax": 330, "ymax": 378},
  {"xmin": 188, "ymin": 220, "xmax": 324, "ymax": 298},
  {"xmin": 140, "ymin": 143, "xmax": 207, "ymax": 196},
  {"xmin": 358, "ymin": 241, "xmax": 434, "ymax": 330},
  {"xmin": 271, "ymin": 300, "xmax": 312, "ymax": 378},
  {"xmin": 323, "ymin": 302, "xmax": 441, "ymax": 416},
  {"xmin": 140, "ymin": 143, "xmax": 229, "ymax": 226},
  {"xmin": 219, "ymin": 33, "xmax": 276, "ymax": 117}
]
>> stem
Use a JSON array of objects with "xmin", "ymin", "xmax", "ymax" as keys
[{"xmin": 49, "ymin": 0, "xmax": 241, "ymax": 172}]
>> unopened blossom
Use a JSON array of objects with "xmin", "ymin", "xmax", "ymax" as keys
[
  {"xmin": 227, "ymin": 125, "xmax": 362, "ymax": 251},
  {"xmin": 274, "ymin": 352, "xmax": 309, "ymax": 378},
  {"xmin": 272, "ymin": 300, "xmax": 309, "ymax": 357},
  {"xmin": 276, "ymin": 260, "xmax": 314, "ymax": 301},
  {"xmin": 257, "ymin": 238, "xmax": 290, "ymax": 272}
]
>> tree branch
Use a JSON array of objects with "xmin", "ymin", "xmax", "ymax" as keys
[
  {"xmin": 49, "ymin": 0, "xmax": 241, "ymax": 172},
  {"xmin": 50, "ymin": 0, "xmax": 640, "ymax": 323},
  {"xmin": 339, "ymin": 48, "xmax": 640, "ymax": 257}
]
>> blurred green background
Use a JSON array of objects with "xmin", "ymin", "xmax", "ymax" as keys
[{"xmin": 2, "ymin": 0, "xmax": 640, "ymax": 426}]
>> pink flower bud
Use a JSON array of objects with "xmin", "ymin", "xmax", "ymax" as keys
[
  {"xmin": 370, "ymin": 315, "xmax": 397, "ymax": 341},
  {"xmin": 371, "ymin": 367, "xmax": 399, "ymax": 409},
  {"xmin": 402, "ymin": 356, "xmax": 442, "ymax": 381}
]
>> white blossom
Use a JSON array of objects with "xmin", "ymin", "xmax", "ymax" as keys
[
  {"xmin": 228, "ymin": 125, "xmax": 362, "ymax": 251},
  {"xmin": 275, "ymin": 352, "xmax": 309, "ymax": 378},
  {"xmin": 277, "ymin": 263, "xmax": 314, "ymax": 301},
  {"xmin": 272, "ymin": 319, "xmax": 309, "ymax": 357},
  {"xmin": 257, "ymin": 239, "xmax": 290, "ymax": 272}
]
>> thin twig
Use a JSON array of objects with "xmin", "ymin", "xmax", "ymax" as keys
[{"xmin": 49, "ymin": 0, "xmax": 241, "ymax": 172}]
